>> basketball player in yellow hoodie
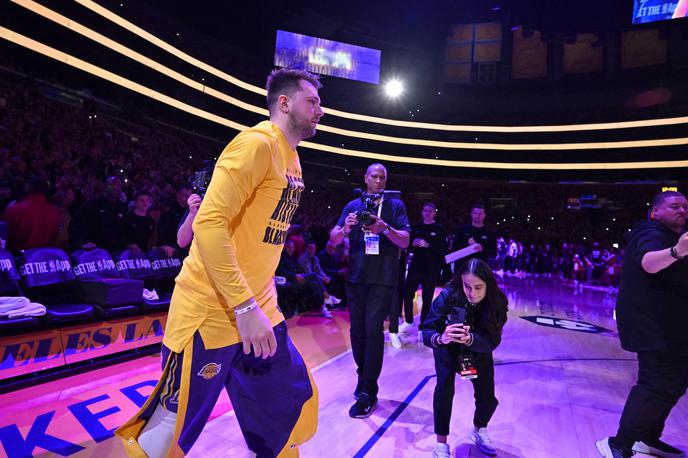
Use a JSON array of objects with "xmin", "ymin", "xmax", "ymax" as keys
[{"xmin": 116, "ymin": 68, "xmax": 323, "ymax": 457}]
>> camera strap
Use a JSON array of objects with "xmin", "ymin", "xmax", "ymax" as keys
[
  {"xmin": 364, "ymin": 195, "xmax": 384, "ymax": 256},
  {"xmin": 458, "ymin": 304, "xmax": 478, "ymax": 380},
  {"xmin": 459, "ymin": 352, "xmax": 478, "ymax": 380}
]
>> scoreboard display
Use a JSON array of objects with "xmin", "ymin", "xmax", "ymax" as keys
[
  {"xmin": 632, "ymin": 0, "xmax": 688, "ymax": 23},
  {"xmin": 274, "ymin": 30, "xmax": 381, "ymax": 84}
]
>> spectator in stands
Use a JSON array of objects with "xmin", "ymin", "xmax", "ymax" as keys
[
  {"xmin": 299, "ymin": 241, "xmax": 342, "ymax": 307},
  {"xmin": 288, "ymin": 224, "xmax": 306, "ymax": 259},
  {"xmin": 50, "ymin": 188, "xmax": 75, "ymax": 251},
  {"xmin": 124, "ymin": 191, "xmax": 155, "ymax": 254},
  {"xmin": 317, "ymin": 239, "xmax": 347, "ymax": 305},
  {"xmin": 69, "ymin": 176, "xmax": 128, "ymax": 251},
  {"xmin": 496, "ymin": 237, "xmax": 506, "ymax": 272},
  {"xmin": 2, "ymin": 178, "xmax": 59, "ymax": 251},
  {"xmin": 506, "ymin": 238, "xmax": 518, "ymax": 273},
  {"xmin": 277, "ymin": 239, "xmax": 333, "ymax": 318}
]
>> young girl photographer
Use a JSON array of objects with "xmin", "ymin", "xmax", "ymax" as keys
[{"xmin": 421, "ymin": 258, "xmax": 508, "ymax": 457}]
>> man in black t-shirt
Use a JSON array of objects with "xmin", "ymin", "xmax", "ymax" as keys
[
  {"xmin": 596, "ymin": 191, "xmax": 688, "ymax": 458},
  {"xmin": 401, "ymin": 202, "xmax": 447, "ymax": 327},
  {"xmin": 330, "ymin": 163, "xmax": 410, "ymax": 419},
  {"xmin": 157, "ymin": 185, "xmax": 192, "ymax": 254},
  {"xmin": 452, "ymin": 203, "xmax": 496, "ymax": 268},
  {"xmin": 124, "ymin": 191, "xmax": 155, "ymax": 254},
  {"xmin": 69, "ymin": 176, "xmax": 127, "ymax": 251}
]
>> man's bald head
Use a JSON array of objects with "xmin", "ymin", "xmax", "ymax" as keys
[
  {"xmin": 364, "ymin": 163, "xmax": 387, "ymax": 194},
  {"xmin": 366, "ymin": 163, "xmax": 387, "ymax": 175}
]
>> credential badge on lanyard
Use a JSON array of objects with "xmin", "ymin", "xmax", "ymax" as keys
[{"xmin": 364, "ymin": 194, "xmax": 384, "ymax": 255}]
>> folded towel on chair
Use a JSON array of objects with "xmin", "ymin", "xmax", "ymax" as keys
[{"xmin": 0, "ymin": 296, "xmax": 47, "ymax": 318}]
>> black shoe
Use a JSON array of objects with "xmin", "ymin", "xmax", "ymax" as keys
[
  {"xmin": 349, "ymin": 393, "xmax": 377, "ymax": 419},
  {"xmin": 634, "ymin": 439, "xmax": 686, "ymax": 458},
  {"xmin": 596, "ymin": 437, "xmax": 634, "ymax": 458}
]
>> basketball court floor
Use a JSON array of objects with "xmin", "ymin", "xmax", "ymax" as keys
[{"xmin": 1, "ymin": 276, "xmax": 686, "ymax": 457}]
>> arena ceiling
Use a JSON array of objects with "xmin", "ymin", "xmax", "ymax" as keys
[{"xmin": 1, "ymin": 0, "xmax": 687, "ymax": 180}]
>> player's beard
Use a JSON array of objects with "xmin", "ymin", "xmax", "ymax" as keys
[{"xmin": 288, "ymin": 112, "xmax": 317, "ymax": 141}]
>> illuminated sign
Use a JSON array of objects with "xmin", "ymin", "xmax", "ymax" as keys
[
  {"xmin": 632, "ymin": 1, "xmax": 686, "ymax": 24},
  {"xmin": 0, "ymin": 356, "xmax": 233, "ymax": 456},
  {"xmin": 0, "ymin": 313, "xmax": 167, "ymax": 380},
  {"xmin": 662, "ymin": 186, "xmax": 678, "ymax": 192},
  {"xmin": 274, "ymin": 30, "xmax": 381, "ymax": 84}
]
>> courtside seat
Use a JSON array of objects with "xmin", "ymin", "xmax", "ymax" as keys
[
  {"xmin": 115, "ymin": 249, "xmax": 155, "ymax": 282},
  {"xmin": 43, "ymin": 303, "xmax": 98, "ymax": 325},
  {"xmin": 0, "ymin": 247, "xmax": 40, "ymax": 336},
  {"xmin": 71, "ymin": 249, "xmax": 143, "ymax": 319},
  {"xmin": 17, "ymin": 247, "xmax": 96, "ymax": 326},
  {"xmin": 147, "ymin": 248, "xmax": 183, "ymax": 302},
  {"xmin": 115, "ymin": 249, "xmax": 168, "ymax": 313},
  {"xmin": 141, "ymin": 296, "xmax": 170, "ymax": 313}
]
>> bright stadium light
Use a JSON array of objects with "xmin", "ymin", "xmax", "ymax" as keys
[{"xmin": 384, "ymin": 79, "xmax": 404, "ymax": 97}]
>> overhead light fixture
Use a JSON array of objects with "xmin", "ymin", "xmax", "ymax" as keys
[{"xmin": 384, "ymin": 80, "xmax": 404, "ymax": 98}]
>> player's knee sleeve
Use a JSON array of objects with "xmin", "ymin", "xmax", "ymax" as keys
[{"xmin": 138, "ymin": 403, "xmax": 177, "ymax": 458}]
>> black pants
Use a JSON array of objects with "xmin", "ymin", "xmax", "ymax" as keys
[
  {"xmin": 389, "ymin": 254, "xmax": 408, "ymax": 334},
  {"xmin": 433, "ymin": 347, "xmax": 498, "ymax": 436},
  {"xmin": 277, "ymin": 273, "xmax": 325, "ymax": 315},
  {"xmin": 346, "ymin": 282, "xmax": 394, "ymax": 399},
  {"xmin": 614, "ymin": 351, "xmax": 688, "ymax": 448},
  {"xmin": 403, "ymin": 264, "xmax": 442, "ymax": 326}
]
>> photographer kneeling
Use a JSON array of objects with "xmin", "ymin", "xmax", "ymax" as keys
[{"xmin": 422, "ymin": 258, "xmax": 508, "ymax": 457}]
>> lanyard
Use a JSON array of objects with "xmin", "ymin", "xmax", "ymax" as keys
[{"xmin": 376, "ymin": 194, "xmax": 384, "ymax": 218}]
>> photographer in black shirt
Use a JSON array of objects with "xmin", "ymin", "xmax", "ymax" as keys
[
  {"xmin": 330, "ymin": 163, "xmax": 410, "ymax": 419},
  {"xmin": 422, "ymin": 258, "xmax": 508, "ymax": 457},
  {"xmin": 597, "ymin": 191, "xmax": 688, "ymax": 458}
]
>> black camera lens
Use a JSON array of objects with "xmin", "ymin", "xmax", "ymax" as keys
[{"xmin": 358, "ymin": 211, "xmax": 375, "ymax": 226}]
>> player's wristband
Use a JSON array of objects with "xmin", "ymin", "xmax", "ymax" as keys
[{"xmin": 234, "ymin": 301, "xmax": 258, "ymax": 316}]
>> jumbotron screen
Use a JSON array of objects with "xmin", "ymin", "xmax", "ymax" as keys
[
  {"xmin": 632, "ymin": 0, "xmax": 688, "ymax": 23},
  {"xmin": 274, "ymin": 30, "xmax": 381, "ymax": 84}
]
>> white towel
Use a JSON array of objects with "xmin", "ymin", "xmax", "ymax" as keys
[
  {"xmin": 8, "ymin": 302, "xmax": 46, "ymax": 318},
  {"xmin": 0, "ymin": 296, "xmax": 30, "ymax": 314},
  {"xmin": 0, "ymin": 296, "xmax": 47, "ymax": 318}
]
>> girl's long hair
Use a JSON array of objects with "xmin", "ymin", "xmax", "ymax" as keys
[{"xmin": 449, "ymin": 258, "xmax": 508, "ymax": 341}]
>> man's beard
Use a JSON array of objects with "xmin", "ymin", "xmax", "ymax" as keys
[{"xmin": 288, "ymin": 114, "xmax": 316, "ymax": 140}]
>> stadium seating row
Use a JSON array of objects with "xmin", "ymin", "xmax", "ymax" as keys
[{"xmin": 0, "ymin": 247, "xmax": 183, "ymax": 337}]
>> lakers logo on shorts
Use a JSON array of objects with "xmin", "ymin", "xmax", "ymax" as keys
[{"xmin": 197, "ymin": 363, "xmax": 222, "ymax": 380}]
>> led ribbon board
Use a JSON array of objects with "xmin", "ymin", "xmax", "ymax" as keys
[
  {"xmin": 274, "ymin": 30, "xmax": 381, "ymax": 84},
  {"xmin": 632, "ymin": 0, "xmax": 687, "ymax": 23}
]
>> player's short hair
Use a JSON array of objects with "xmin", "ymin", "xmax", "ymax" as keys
[{"xmin": 266, "ymin": 68, "xmax": 322, "ymax": 114}]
